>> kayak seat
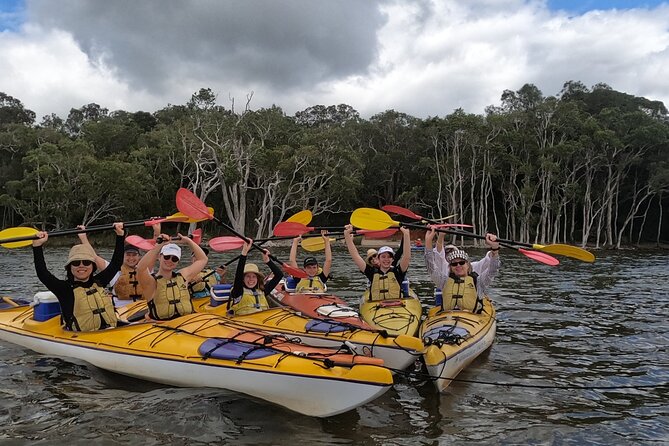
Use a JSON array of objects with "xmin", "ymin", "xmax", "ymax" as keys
[
  {"xmin": 423, "ymin": 325, "xmax": 470, "ymax": 346},
  {"xmin": 198, "ymin": 338, "xmax": 277, "ymax": 362},
  {"xmin": 305, "ymin": 319, "xmax": 349, "ymax": 333}
]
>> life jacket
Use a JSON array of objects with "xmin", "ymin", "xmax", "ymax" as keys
[
  {"xmin": 296, "ymin": 268, "xmax": 327, "ymax": 293},
  {"xmin": 71, "ymin": 283, "xmax": 118, "ymax": 331},
  {"xmin": 189, "ymin": 268, "xmax": 218, "ymax": 298},
  {"xmin": 441, "ymin": 273, "xmax": 482, "ymax": 313},
  {"xmin": 365, "ymin": 269, "xmax": 402, "ymax": 301},
  {"xmin": 148, "ymin": 273, "xmax": 194, "ymax": 320},
  {"xmin": 227, "ymin": 287, "xmax": 269, "ymax": 316},
  {"xmin": 113, "ymin": 264, "xmax": 144, "ymax": 301}
]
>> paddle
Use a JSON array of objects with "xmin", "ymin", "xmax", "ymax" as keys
[
  {"xmin": 382, "ymin": 204, "xmax": 558, "ymax": 266},
  {"xmin": 286, "ymin": 210, "xmax": 313, "ymax": 225},
  {"xmin": 353, "ymin": 207, "xmax": 594, "ymax": 263},
  {"xmin": 273, "ymin": 221, "xmax": 398, "ymax": 239},
  {"xmin": 272, "ymin": 222, "xmax": 342, "ymax": 237},
  {"xmin": 125, "ymin": 230, "xmax": 203, "ymax": 252},
  {"xmin": 382, "ymin": 205, "xmax": 458, "ymax": 223},
  {"xmin": 175, "ymin": 188, "xmax": 308, "ymax": 279}
]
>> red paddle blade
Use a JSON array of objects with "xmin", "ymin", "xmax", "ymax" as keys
[
  {"xmin": 208, "ymin": 236, "xmax": 245, "ymax": 252},
  {"xmin": 432, "ymin": 223, "xmax": 473, "ymax": 228},
  {"xmin": 125, "ymin": 235, "xmax": 156, "ymax": 251},
  {"xmin": 144, "ymin": 215, "xmax": 190, "ymax": 226},
  {"xmin": 176, "ymin": 188, "xmax": 213, "ymax": 221},
  {"xmin": 273, "ymin": 221, "xmax": 313, "ymax": 237},
  {"xmin": 357, "ymin": 228, "xmax": 398, "ymax": 239},
  {"xmin": 191, "ymin": 228, "xmax": 203, "ymax": 245},
  {"xmin": 283, "ymin": 263, "xmax": 308, "ymax": 279},
  {"xmin": 518, "ymin": 248, "xmax": 560, "ymax": 266},
  {"xmin": 381, "ymin": 205, "xmax": 422, "ymax": 221}
]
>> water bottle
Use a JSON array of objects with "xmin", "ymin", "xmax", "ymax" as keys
[{"xmin": 435, "ymin": 288, "xmax": 443, "ymax": 306}]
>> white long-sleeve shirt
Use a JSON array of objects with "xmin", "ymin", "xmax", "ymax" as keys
[{"xmin": 425, "ymin": 248, "xmax": 500, "ymax": 298}]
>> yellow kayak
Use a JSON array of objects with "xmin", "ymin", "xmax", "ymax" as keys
[
  {"xmin": 359, "ymin": 297, "xmax": 423, "ymax": 337},
  {"xmin": 0, "ymin": 297, "xmax": 393, "ymax": 417},
  {"xmin": 420, "ymin": 298, "xmax": 497, "ymax": 392}
]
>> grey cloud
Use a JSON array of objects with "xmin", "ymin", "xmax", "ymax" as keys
[{"xmin": 27, "ymin": 0, "xmax": 385, "ymax": 95}]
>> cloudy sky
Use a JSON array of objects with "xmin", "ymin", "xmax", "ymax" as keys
[{"xmin": 1, "ymin": 0, "xmax": 668, "ymax": 121}]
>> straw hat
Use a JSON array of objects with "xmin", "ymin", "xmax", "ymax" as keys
[{"xmin": 243, "ymin": 263, "xmax": 265, "ymax": 282}]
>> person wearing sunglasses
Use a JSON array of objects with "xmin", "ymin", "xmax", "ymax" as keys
[
  {"xmin": 135, "ymin": 233, "xmax": 208, "ymax": 321},
  {"xmin": 31, "ymin": 222, "xmax": 126, "ymax": 331},
  {"xmin": 424, "ymin": 227, "xmax": 500, "ymax": 313}
]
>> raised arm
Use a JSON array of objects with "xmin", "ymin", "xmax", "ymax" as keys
[
  {"xmin": 322, "ymin": 230, "xmax": 332, "ymax": 277},
  {"xmin": 344, "ymin": 224, "xmax": 366, "ymax": 272},
  {"xmin": 176, "ymin": 235, "xmax": 208, "ymax": 282},
  {"xmin": 289, "ymin": 236, "xmax": 300, "ymax": 268},
  {"xmin": 398, "ymin": 226, "xmax": 411, "ymax": 272},
  {"xmin": 77, "ymin": 225, "xmax": 108, "ymax": 271},
  {"xmin": 136, "ymin": 233, "xmax": 169, "ymax": 300},
  {"xmin": 95, "ymin": 223, "xmax": 126, "ymax": 286}
]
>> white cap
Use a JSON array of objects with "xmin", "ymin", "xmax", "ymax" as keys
[
  {"xmin": 160, "ymin": 243, "xmax": 182, "ymax": 259},
  {"xmin": 377, "ymin": 246, "xmax": 395, "ymax": 256}
]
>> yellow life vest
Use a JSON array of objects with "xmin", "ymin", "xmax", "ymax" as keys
[
  {"xmin": 441, "ymin": 274, "xmax": 482, "ymax": 313},
  {"xmin": 366, "ymin": 269, "xmax": 402, "ymax": 301},
  {"xmin": 149, "ymin": 273, "xmax": 194, "ymax": 320},
  {"xmin": 114, "ymin": 264, "xmax": 144, "ymax": 301},
  {"xmin": 227, "ymin": 288, "xmax": 269, "ymax": 316},
  {"xmin": 189, "ymin": 269, "xmax": 218, "ymax": 297},
  {"xmin": 72, "ymin": 284, "xmax": 118, "ymax": 331},
  {"xmin": 296, "ymin": 268, "xmax": 327, "ymax": 293}
]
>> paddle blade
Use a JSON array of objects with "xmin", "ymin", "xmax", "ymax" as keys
[
  {"xmin": 176, "ymin": 188, "xmax": 214, "ymax": 221},
  {"xmin": 533, "ymin": 243, "xmax": 596, "ymax": 263},
  {"xmin": 273, "ymin": 221, "xmax": 313, "ymax": 237},
  {"xmin": 300, "ymin": 237, "xmax": 336, "ymax": 252},
  {"xmin": 282, "ymin": 264, "xmax": 308, "ymax": 279},
  {"xmin": 286, "ymin": 210, "xmax": 313, "ymax": 225},
  {"xmin": 209, "ymin": 236, "xmax": 246, "ymax": 252},
  {"xmin": 381, "ymin": 205, "xmax": 422, "ymax": 220},
  {"xmin": 0, "ymin": 227, "xmax": 39, "ymax": 248},
  {"xmin": 517, "ymin": 248, "xmax": 560, "ymax": 266},
  {"xmin": 357, "ymin": 228, "xmax": 398, "ymax": 239},
  {"xmin": 191, "ymin": 228, "xmax": 203, "ymax": 245},
  {"xmin": 125, "ymin": 235, "xmax": 156, "ymax": 251},
  {"xmin": 350, "ymin": 208, "xmax": 399, "ymax": 230}
]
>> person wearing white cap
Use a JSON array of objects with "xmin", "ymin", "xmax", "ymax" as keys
[
  {"xmin": 228, "ymin": 239, "xmax": 284, "ymax": 316},
  {"xmin": 135, "ymin": 232, "xmax": 208, "ymax": 320},
  {"xmin": 31, "ymin": 222, "xmax": 126, "ymax": 332},
  {"xmin": 424, "ymin": 227, "xmax": 500, "ymax": 313},
  {"xmin": 344, "ymin": 224, "xmax": 411, "ymax": 301}
]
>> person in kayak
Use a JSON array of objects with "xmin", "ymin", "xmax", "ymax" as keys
[
  {"xmin": 228, "ymin": 239, "xmax": 283, "ymax": 316},
  {"xmin": 31, "ymin": 223, "xmax": 126, "ymax": 331},
  {"xmin": 288, "ymin": 231, "xmax": 332, "ymax": 293},
  {"xmin": 188, "ymin": 247, "xmax": 224, "ymax": 298},
  {"xmin": 424, "ymin": 227, "xmax": 500, "ymax": 313},
  {"xmin": 344, "ymin": 224, "xmax": 411, "ymax": 302},
  {"xmin": 135, "ymin": 233, "xmax": 208, "ymax": 320}
]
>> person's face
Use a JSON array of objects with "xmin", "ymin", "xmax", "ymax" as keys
[
  {"xmin": 378, "ymin": 253, "xmax": 393, "ymax": 268},
  {"xmin": 368, "ymin": 254, "xmax": 378, "ymax": 266},
  {"xmin": 160, "ymin": 254, "xmax": 180, "ymax": 270},
  {"xmin": 70, "ymin": 260, "xmax": 94, "ymax": 281},
  {"xmin": 449, "ymin": 258, "xmax": 469, "ymax": 277},
  {"xmin": 244, "ymin": 272, "xmax": 258, "ymax": 288},
  {"xmin": 124, "ymin": 251, "xmax": 140, "ymax": 267},
  {"xmin": 304, "ymin": 264, "xmax": 319, "ymax": 276}
]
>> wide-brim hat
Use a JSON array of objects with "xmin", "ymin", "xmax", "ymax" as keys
[
  {"xmin": 243, "ymin": 263, "xmax": 265, "ymax": 282},
  {"xmin": 366, "ymin": 248, "xmax": 378, "ymax": 261},
  {"xmin": 66, "ymin": 244, "xmax": 96, "ymax": 266}
]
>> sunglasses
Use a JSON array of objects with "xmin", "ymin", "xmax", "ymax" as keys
[
  {"xmin": 450, "ymin": 260, "xmax": 467, "ymax": 267},
  {"xmin": 162, "ymin": 255, "xmax": 180, "ymax": 262},
  {"xmin": 70, "ymin": 260, "xmax": 94, "ymax": 267}
]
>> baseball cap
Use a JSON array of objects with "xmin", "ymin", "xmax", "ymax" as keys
[
  {"xmin": 160, "ymin": 243, "xmax": 181, "ymax": 260},
  {"xmin": 303, "ymin": 257, "xmax": 318, "ymax": 267},
  {"xmin": 377, "ymin": 246, "xmax": 395, "ymax": 256}
]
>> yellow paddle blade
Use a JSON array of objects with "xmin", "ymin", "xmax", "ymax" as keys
[
  {"xmin": 300, "ymin": 237, "xmax": 335, "ymax": 252},
  {"xmin": 0, "ymin": 227, "xmax": 39, "ymax": 249},
  {"xmin": 350, "ymin": 208, "xmax": 400, "ymax": 230},
  {"xmin": 168, "ymin": 207, "xmax": 215, "ymax": 224},
  {"xmin": 286, "ymin": 210, "xmax": 313, "ymax": 225},
  {"xmin": 532, "ymin": 243, "xmax": 596, "ymax": 263}
]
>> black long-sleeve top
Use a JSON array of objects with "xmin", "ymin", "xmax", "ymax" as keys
[
  {"xmin": 231, "ymin": 254, "xmax": 283, "ymax": 298},
  {"xmin": 32, "ymin": 235, "xmax": 125, "ymax": 329}
]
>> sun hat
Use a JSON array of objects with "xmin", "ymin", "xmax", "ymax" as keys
[
  {"xmin": 446, "ymin": 249, "xmax": 469, "ymax": 263},
  {"xmin": 66, "ymin": 244, "xmax": 96, "ymax": 266},
  {"xmin": 366, "ymin": 248, "xmax": 378, "ymax": 260},
  {"xmin": 303, "ymin": 257, "xmax": 318, "ymax": 267},
  {"xmin": 160, "ymin": 243, "xmax": 181, "ymax": 260},
  {"xmin": 377, "ymin": 246, "xmax": 395, "ymax": 257},
  {"xmin": 243, "ymin": 263, "xmax": 265, "ymax": 282}
]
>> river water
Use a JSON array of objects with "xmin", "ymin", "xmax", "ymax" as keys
[{"xmin": 0, "ymin": 245, "xmax": 667, "ymax": 445}]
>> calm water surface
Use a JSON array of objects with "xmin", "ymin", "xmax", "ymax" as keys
[{"xmin": 0, "ymin": 244, "xmax": 667, "ymax": 445}]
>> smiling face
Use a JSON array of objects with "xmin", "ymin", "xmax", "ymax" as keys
[
  {"xmin": 124, "ymin": 251, "xmax": 140, "ymax": 268},
  {"xmin": 304, "ymin": 263, "xmax": 319, "ymax": 277},
  {"xmin": 244, "ymin": 272, "xmax": 259, "ymax": 288},
  {"xmin": 378, "ymin": 252, "xmax": 394, "ymax": 269},
  {"xmin": 69, "ymin": 260, "xmax": 94, "ymax": 282},
  {"xmin": 160, "ymin": 254, "xmax": 179, "ymax": 272},
  {"xmin": 449, "ymin": 258, "xmax": 469, "ymax": 277}
]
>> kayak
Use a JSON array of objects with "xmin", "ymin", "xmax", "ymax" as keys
[
  {"xmin": 359, "ymin": 297, "xmax": 423, "ymax": 337},
  {"xmin": 0, "ymin": 297, "xmax": 393, "ymax": 417},
  {"xmin": 420, "ymin": 298, "xmax": 496, "ymax": 393},
  {"xmin": 271, "ymin": 290, "xmax": 375, "ymax": 331}
]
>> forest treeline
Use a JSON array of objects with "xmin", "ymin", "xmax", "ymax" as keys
[{"xmin": 0, "ymin": 80, "xmax": 667, "ymax": 248}]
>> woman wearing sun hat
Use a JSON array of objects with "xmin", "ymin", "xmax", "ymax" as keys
[
  {"xmin": 424, "ymin": 227, "xmax": 500, "ymax": 313},
  {"xmin": 136, "ymin": 233, "xmax": 208, "ymax": 320},
  {"xmin": 228, "ymin": 239, "xmax": 284, "ymax": 316},
  {"xmin": 31, "ymin": 222, "xmax": 126, "ymax": 331}
]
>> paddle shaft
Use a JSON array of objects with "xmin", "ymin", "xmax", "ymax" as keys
[
  {"xmin": 0, "ymin": 221, "xmax": 149, "ymax": 245},
  {"xmin": 201, "ymin": 237, "xmax": 274, "ymax": 280}
]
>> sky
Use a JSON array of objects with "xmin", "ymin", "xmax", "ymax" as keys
[{"xmin": 0, "ymin": 0, "xmax": 668, "ymax": 121}]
